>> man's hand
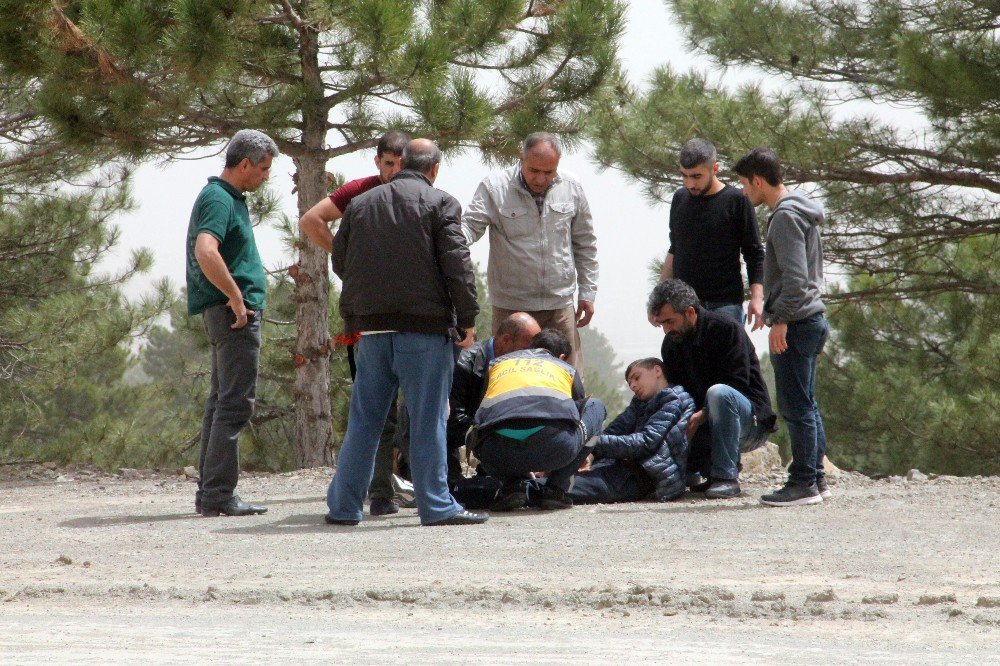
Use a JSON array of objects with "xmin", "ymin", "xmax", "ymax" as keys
[
  {"xmin": 769, "ymin": 322, "xmax": 789, "ymax": 354},
  {"xmin": 685, "ymin": 409, "xmax": 706, "ymax": 441},
  {"xmin": 228, "ymin": 297, "xmax": 251, "ymax": 329},
  {"xmin": 578, "ymin": 453, "xmax": 594, "ymax": 473},
  {"xmin": 747, "ymin": 296, "xmax": 765, "ymax": 331},
  {"xmin": 456, "ymin": 327, "xmax": 475, "ymax": 349},
  {"xmin": 576, "ymin": 299, "xmax": 595, "ymax": 327}
]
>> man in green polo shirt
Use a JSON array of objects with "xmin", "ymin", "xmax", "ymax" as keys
[{"xmin": 186, "ymin": 129, "xmax": 278, "ymax": 517}]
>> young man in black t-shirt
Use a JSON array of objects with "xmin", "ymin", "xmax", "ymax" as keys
[{"xmin": 659, "ymin": 138, "xmax": 766, "ymax": 330}]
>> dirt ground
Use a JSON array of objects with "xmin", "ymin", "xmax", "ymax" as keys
[{"xmin": 1, "ymin": 464, "xmax": 998, "ymax": 665}]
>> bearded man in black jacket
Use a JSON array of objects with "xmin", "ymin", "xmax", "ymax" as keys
[{"xmin": 651, "ymin": 279, "xmax": 776, "ymax": 500}]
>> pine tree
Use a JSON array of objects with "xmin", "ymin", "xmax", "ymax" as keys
[
  {"xmin": 0, "ymin": 0, "xmax": 627, "ymax": 466},
  {"xmin": 0, "ymin": 80, "xmax": 172, "ymax": 462},
  {"xmin": 590, "ymin": 0, "xmax": 999, "ymax": 301}
]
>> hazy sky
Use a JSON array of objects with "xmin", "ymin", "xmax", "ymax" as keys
[{"xmin": 109, "ymin": 3, "xmax": 772, "ymax": 362}]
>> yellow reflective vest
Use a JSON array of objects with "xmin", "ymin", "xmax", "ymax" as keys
[{"xmin": 474, "ymin": 349, "xmax": 581, "ymax": 429}]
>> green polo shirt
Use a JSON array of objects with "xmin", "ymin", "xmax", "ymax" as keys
[{"xmin": 185, "ymin": 177, "xmax": 267, "ymax": 316}]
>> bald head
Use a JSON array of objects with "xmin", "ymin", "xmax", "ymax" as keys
[
  {"xmin": 494, "ymin": 312, "xmax": 542, "ymax": 356},
  {"xmin": 402, "ymin": 138, "xmax": 442, "ymax": 182}
]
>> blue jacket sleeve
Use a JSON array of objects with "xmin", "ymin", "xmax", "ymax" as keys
[
  {"xmin": 594, "ymin": 397, "xmax": 683, "ymax": 460},
  {"xmin": 601, "ymin": 399, "xmax": 639, "ymax": 437}
]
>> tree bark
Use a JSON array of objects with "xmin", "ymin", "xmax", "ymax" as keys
[{"xmin": 291, "ymin": 23, "xmax": 334, "ymax": 467}]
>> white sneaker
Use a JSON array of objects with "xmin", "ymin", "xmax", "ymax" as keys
[{"xmin": 391, "ymin": 474, "xmax": 417, "ymax": 508}]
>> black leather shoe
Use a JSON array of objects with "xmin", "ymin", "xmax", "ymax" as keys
[
  {"xmin": 424, "ymin": 509, "xmax": 489, "ymax": 526},
  {"xmin": 705, "ymin": 479, "xmax": 742, "ymax": 499},
  {"xmin": 324, "ymin": 514, "xmax": 360, "ymax": 526},
  {"xmin": 369, "ymin": 497, "xmax": 400, "ymax": 516},
  {"xmin": 200, "ymin": 495, "xmax": 268, "ymax": 517}
]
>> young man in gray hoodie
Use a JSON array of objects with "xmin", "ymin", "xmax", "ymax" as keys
[{"xmin": 734, "ymin": 147, "xmax": 830, "ymax": 507}]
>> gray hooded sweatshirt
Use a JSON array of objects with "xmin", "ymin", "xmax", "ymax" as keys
[{"xmin": 763, "ymin": 192, "xmax": 826, "ymax": 325}]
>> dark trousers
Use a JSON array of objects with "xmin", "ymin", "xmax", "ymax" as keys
[
  {"xmin": 476, "ymin": 398, "xmax": 606, "ymax": 492},
  {"xmin": 198, "ymin": 305, "xmax": 261, "ymax": 506},
  {"xmin": 567, "ymin": 459, "xmax": 643, "ymax": 504},
  {"xmin": 772, "ymin": 313, "xmax": 829, "ymax": 485}
]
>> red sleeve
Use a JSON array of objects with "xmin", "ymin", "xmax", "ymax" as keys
[{"xmin": 330, "ymin": 175, "xmax": 382, "ymax": 212}]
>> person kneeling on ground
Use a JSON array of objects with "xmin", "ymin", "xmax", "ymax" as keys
[
  {"xmin": 470, "ymin": 329, "xmax": 606, "ymax": 511},
  {"xmin": 568, "ymin": 358, "xmax": 695, "ymax": 504}
]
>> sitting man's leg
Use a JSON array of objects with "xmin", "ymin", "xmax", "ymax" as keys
[
  {"xmin": 567, "ymin": 459, "xmax": 644, "ymax": 505},
  {"xmin": 704, "ymin": 383, "xmax": 757, "ymax": 499}
]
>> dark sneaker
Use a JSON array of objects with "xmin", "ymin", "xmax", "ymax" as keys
[
  {"xmin": 424, "ymin": 509, "xmax": 489, "ymax": 526},
  {"xmin": 705, "ymin": 479, "xmax": 741, "ymax": 499},
  {"xmin": 369, "ymin": 497, "xmax": 400, "ymax": 516},
  {"xmin": 760, "ymin": 483, "xmax": 823, "ymax": 507},
  {"xmin": 536, "ymin": 485, "xmax": 573, "ymax": 511},
  {"xmin": 816, "ymin": 476, "xmax": 832, "ymax": 500},
  {"xmin": 324, "ymin": 514, "xmax": 360, "ymax": 526},
  {"xmin": 200, "ymin": 494, "xmax": 268, "ymax": 517},
  {"xmin": 686, "ymin": 471, "xmax": 707, "ymax": 490},
  {"xmin": 490, "ymin": 479, "xmax": 529, "ymax": 512}
]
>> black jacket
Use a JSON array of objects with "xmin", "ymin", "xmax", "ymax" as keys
[
  {"xmin": 447, "ymin": 340, "xmax": 491, "ymax": 450},
  {"xmin": 661, "ymin": 308, "xmax": 776, "ymax": 430},
  {"xmin": 332, "ymin": 170, "xmax": 479, "ymax": 335}
]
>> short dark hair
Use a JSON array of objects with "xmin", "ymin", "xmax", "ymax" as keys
[
  {"xmin": 531, "ymin": 328, "xmax": 571, "ymax": 360},
  {"xmin": 402, "ymin": 140, "xmax": 442, "ymax": 174},
  {"xmin": 377, "ymin": 131, "xmax": 409, "ymax": 157},
  {"xmin": 733, "ymin": 147, "xmax": 784, "ymax": 186},
  {"xmin": 624, "ymin": 357, "xmax": 665, "ymax": 380},
  {"xmin": 679, "ymin": 138, "xmax": 717, "ymax": 169},
  {"xmin": 520, "ymin": 132, "xmax": 562, "ymax": 157},
  {"xmin": 647, "ymin": 279, "xmax": 700, "ymax": 317}
]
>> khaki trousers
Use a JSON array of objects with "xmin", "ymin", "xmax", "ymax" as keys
[{"xmin": 491, "ymin": 304, "xmax": 584, "ymax": 372}]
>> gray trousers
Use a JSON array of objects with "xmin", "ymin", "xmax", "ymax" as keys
[{"xmin": 198, "ymin": 304, "xmax": 261, "ymax": 506}]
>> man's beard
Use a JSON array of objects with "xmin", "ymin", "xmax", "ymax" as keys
[{"xmin": 667, "ymin": 327, "xmax": 692, "ymax": 343}]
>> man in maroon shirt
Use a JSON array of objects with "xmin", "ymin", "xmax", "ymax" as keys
[
  {"xmin": 299, "ymin": 131, "xmax": 408, "ymax": 251},
  {"xmin": 299, "ymin": 131, "xmax": 408, "ymax": 516}
]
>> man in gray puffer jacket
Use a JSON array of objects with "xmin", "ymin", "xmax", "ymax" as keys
[
  {"xmin": 735, "ymin": 147, "xmax": 830, "ymax": 508},
  {"xmin": 565, "ymin": 358, "xmax": 696, "ymax": 504}
]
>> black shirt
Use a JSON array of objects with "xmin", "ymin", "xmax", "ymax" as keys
[
  {"xmin": 668, "ymin": 184, "xmax": 765, "ymax": 304},
  {"xmin": 661, "ymin": 308, "xmax": 776, "ymax": 430}
]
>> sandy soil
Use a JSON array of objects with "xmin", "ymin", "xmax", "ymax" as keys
[{"xmin": 1, "ymin": 464, "xmax": 998, "ymax": 664}]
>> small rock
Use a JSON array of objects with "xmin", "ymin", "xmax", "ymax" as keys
[
  {"xmin": 907, "ymin": 469, "xmax": 928, "ymax": 482},
  {"xmin": 82, "ymin": 561, "xmax": 92, "ymax": 568},
  {"xmin": 917, "ymin": 593, "xmax": 957, "ymax": 605},
  {"xmin": 184, "ymin": 466, "xmax": 200, "ymax": 480},
  {"xmin": 42, "ymin": 461, "xmax": 58, "ymax": 470},
  {"xmin": 862, "ymin": 593, "xmax": 899, "ymax": 605},
  {"xmin": 976, "ymin": 596, "xmax": 1000, "ymax": 608},
  {"xmin": 743, "ymin": 442, "xmax": 783, "ymax": 474},
  {"xmin": 751, "ymin": 591, "xmax": 785, "ymax": 602},
  {"xmin": 119, "ymin": 468, "xmax": 141, "ymax": 480},
  {"xmin": 55, "ymin": 554, "xmax": 73, "ymax": 565},
  {"xmin": 55, "ymin": 475, "xmax": 73, "ymax": 483},
  {"xmin": 806, "ymin": 589, "xmax": 838, "ymax": 603}
]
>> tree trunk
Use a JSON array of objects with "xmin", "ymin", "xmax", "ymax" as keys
[{"xmin": 290, "ymin": 25, "xmax": 334, "ymax": 467}]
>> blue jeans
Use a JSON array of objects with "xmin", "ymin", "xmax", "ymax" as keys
[
  {"xmin": 476, "ymin": 398, "xmax": 607, "ymax": 492},
  {"xmin": 326, "ymin": 333, "xmax": 462, "ymax": 525},
  {"xmin": 771, "ymin": 313, "xmax": 829, "ymax": 486},
  {"xmin": 705, "ymin": 384, "xmax": 770, "ymax": 481},
  {"xmin": 704, "ymin": 301, "xmax": 746, "ymax": 325},
  {"xmin": 198, "ymin": 305, "xmax": 262, "ymax": 506},
  {"xmin": 567, "ymin": 459, "xmax": 643, "ymax": 504}
]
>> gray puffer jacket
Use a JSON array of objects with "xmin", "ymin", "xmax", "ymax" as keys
[{"xmin": 593, "ymin": 386, "xmax": 696, "ymax": 501}]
